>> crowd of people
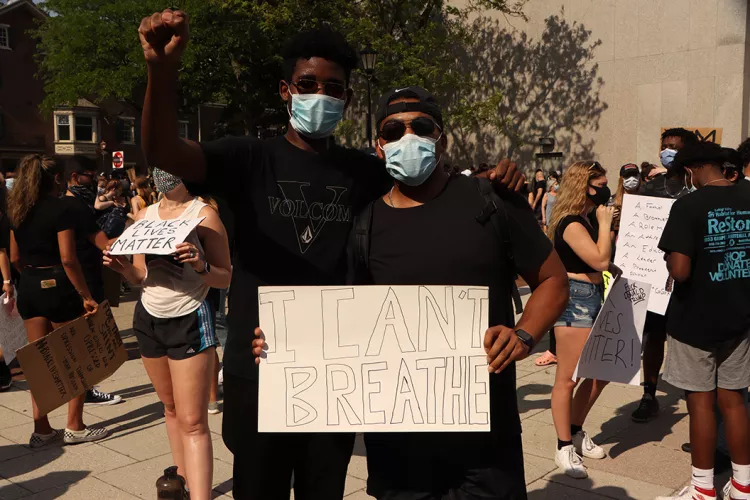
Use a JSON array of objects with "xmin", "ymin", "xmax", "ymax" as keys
[{"xmin": 1, "ymin": 6, "xmax": 750, "ymax": 500}]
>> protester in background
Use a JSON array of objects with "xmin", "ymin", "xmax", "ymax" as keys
[
  {"xmin": 546, "ymin": 161, "xmax": 613, "ymax": 479},
  {"xmin": 530, "ymin": 169, "xmax": 546, "ymax": 225},
  {"xmin": 97, "ymin": 179, "xmax": 130, "ymax": 239},
  {"xmin": 736, "ymin": 138, "xmax": 750, "ymax": 179},
  {"xmin": 611, "ymin": 163, "xmax": 641, "ymax": 238},
  {"xmin": 0, "ymin": 178, "xmax": 13, "ymax": 391},
  {"xmin": 542, "ymin": 174, "xmax": 559, "ymax": 231},
  {"xmin": 130, "ymin": 176, "xmax": 153, "ymax": 218},
  {"xmin": 632, "ymin": 128, "xmax": 698, "ymax": 424},
  {"xmin": 8, "ymin": 154, "xmax": 108, "ymax": 447},
  {"xmin": 62, "ymin": 156, "xmax": 124, "ymax": 406},
  {"xmin": 104, "ymin": 169, "xmax": 231, "ymax": 500},
  {"xmin": 97, "ymin": 176, "xmax": 108, "ymax": 196},
  {"xmin": 640, "ymin": 162, "xmax": 654, "ymax": 183},
  {"xmin": 656, "ymin": 143, "xmax": 750, "ymax": 500}
]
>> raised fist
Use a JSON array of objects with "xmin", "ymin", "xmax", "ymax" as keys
[{"xmin": 138, "ymin": 9, "xmax": 189, "ymax": 66}]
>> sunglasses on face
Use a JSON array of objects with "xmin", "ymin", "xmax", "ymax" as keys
[
  {"xmin": 379, "ymin": 117, "xmax": 440, "ymax": 143},
  {"xmin": 291, "ymin": 78, "xmax": 347, "ymax": 99}
]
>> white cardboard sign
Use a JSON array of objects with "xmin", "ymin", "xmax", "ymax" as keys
[
  {"xmin": 258, "ymin": 285, "xmax": 491, "ymax": 433},
  {"xmin": 573, "ymin": 274, "xmax": 650, "ymax": 386},
  {"xmin": 615, "ymin": 194, "xmax": 675, "ymax": 315},
  {"xmin": 0, "ymin": 292, "xmax": 27, "ymax": 363},
  {"xmin": 109, "ymin": 217, "xmax": 204, "ymax": 255}
]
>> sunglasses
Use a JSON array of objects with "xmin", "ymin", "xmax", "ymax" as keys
[
  {"xmin": 380, "ymin": 117, "xmax": 440, "ymax": 143},
  {"xmin": 291, "ymin": 79, "xmax": 347, "ymax": 99}
]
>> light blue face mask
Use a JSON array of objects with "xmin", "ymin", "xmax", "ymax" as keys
[
  {"xmin": 5, "ymin": 178, "xmax": 14, "ymax": 191},
  {"xmin": 686, "ymin": 169, "xmax": 698, "ymax": 193},
  {"xmin": 382, "ymin": 134, "xmax": 440, "ymax": 186},
  {"xmin": 288, "ymin": 92, "xmax": 345, "ymax": 139},
  {"xmin": 660, "ymin": 148, "xmax": 677, "ymax": 168}
]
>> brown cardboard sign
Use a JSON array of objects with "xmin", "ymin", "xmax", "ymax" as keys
[
  {"xmin": 16, "ymin": 302, "xmax": 126, "ymax": 415},
  {"xmin": 662, "ymin": 127, "xmax": 723, "ymax": 144}
]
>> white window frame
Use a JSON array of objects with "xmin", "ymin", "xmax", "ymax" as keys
[
  {"xmin": 55, "ymin": 113, "xmax": 72, "ymax": 142},
  {"xmin": 73, "ymin": 114, "xmax": 96, "ymax": 143},
  {"xmin": 118, "ymin": 117, "xmax": 136, "ymax": 144},
  {"xmin": 178, "ymin": 121, "xmax": 189, "ymax": 140},
  {"xmin": 0, "ymin": 25, "xmax": 9, "ymax": 51},
  {"xmin": 53, "ymin": 110, "xmax": 99, "ymax": 144}
]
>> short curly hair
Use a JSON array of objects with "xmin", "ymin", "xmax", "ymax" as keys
[
  {"xmin": 661, "ymin": 128, "xmax": 699, "ymax": 146},
  {"xmin": 282, "ymin": 28, "xmax": 359, "ymax": 86},
  {"xmin": 737, "ymin": 138, "xmax": 750, "ymax": 169}
]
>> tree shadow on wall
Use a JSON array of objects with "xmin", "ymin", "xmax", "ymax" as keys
[{"xmin": 448, "ymin": 13, "xmax": 608, "ymax": 171}]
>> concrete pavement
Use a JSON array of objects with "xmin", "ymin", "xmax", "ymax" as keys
[{"xmin": 0, "ymin": 296, "xmax": 716, "ymax": 499}]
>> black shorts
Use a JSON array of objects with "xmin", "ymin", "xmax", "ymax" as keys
[
  {"xmin": 133, "ymin": 300, "xmax": 217, "ymax": 360},
  {"xmin": 17, "ymin": 266, "xmax": 84, "ymax": 324},
  {"xmin": 222, "ymin": 374, "xmax": 355, "ymax": 500},
  {"xmin": 365, "ymin": 433, "xmax": 527, "ymax": 499}
]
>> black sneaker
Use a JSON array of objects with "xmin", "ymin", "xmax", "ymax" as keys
[
  {"xmin": 84, "ymin": 388, "xmax": 123, "ymax": 406},
  {"xmin": 631, "ymin": 393, "xmax": 659, "ymax": 422},
  {"xmin": 0, "ymin": 362, "xmax": 12, "ymax": 392}
]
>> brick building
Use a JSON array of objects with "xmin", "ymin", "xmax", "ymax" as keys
[{"xmin": 0, "ymin": 0, "xmax": 225, "ymax": 176}]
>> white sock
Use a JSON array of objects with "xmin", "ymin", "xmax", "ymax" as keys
[
  {"xmin": 733, "ymin": 462, "xmax": 750, "ymax": 487},
  {"xmin": 691, "ymin": 466, "xmax": 714, "ymax": 491}
]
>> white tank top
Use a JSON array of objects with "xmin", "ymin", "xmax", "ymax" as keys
[{"xmin": 140, "ymin": 199, "xmax": 210, "ymax": 319}]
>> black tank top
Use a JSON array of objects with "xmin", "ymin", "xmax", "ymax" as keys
[{"xmin": 554, "ymin": 214, "xmax": 598, "ymax": 274}]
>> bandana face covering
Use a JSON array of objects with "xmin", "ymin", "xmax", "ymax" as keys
[{"xmin": 153, "ymin": 168, "xmax": 183, "ymax": 194}]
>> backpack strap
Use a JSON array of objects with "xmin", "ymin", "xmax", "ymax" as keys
[
  {"xmin": 475, "ymin": 178, "xmax": 516, "ymax": 275},
  {"xmin": 346, "ymin": 201, "xmax": 375, "ymax": 285}
]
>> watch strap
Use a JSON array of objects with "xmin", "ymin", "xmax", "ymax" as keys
[{"xmin": 515, "ymin": 329, "xmax": 535, "ymax": 350}]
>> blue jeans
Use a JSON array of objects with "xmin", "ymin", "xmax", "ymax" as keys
[{"xmin": 554, "ymin": 279, "xmax": 603, "ymax": 328}]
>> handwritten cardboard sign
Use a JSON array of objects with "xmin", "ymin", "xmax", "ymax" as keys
[
  {"xmin": 615, "ymin": 194, "xmax": 675, "ymax": 315},
  {"xmin": 16, "ymin": 302, "xmax": 127, "ymax": 415},
  {"xmin": 109, "ymin": 217, "xmax": 204, "ymax": 255},
  {"xmin": 258, "ymin": 285, "xmax": 491, "ymax": 433},
  {"xmin": 574, "ymin": 275, "xmax": 650, "ymax": 386}
]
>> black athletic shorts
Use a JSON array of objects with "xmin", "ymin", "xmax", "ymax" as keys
[
  {"xmin": 133, "ymin": 299, "xmax": 217, "ymax": 360},
  {"xmin": 17, "ymin": 266, "xmax": 84, "ymax": 324}
]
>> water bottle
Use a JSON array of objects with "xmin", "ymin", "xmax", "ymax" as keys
[{"xmin": 156, "ymin": 466, "xmax": 186, "ymax": 499}]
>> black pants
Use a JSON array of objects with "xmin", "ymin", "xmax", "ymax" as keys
[
  {"xmin": 365, "ymin": 433, "xmax": 527, "ymax": 500},
  {"xmin": 222, "ymin": 374, "xmax": 355, "ymax": 500}
]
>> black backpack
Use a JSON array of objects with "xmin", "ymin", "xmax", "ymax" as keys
[{"xmin": 347, "ymin": 178, "xmax": 522, "ymax": 313}]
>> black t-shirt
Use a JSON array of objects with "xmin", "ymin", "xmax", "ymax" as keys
[
  {"xmin": 61, "ymin": 195, "xmax": 103, "ymax": 285},
  {"xmin": 555, "ymin": 215, "xmax": 599, "ymax": 273},
  {"xmin": 12, "ymin": 196, "xmax": 75, "ymax": 267},
  {"xmin": 659, "ymin": 182, "xmax": 750, "ymax": 346},
  {"xmin": 363, "ymin": 176, "xmax": 551, "ymax": 471},
  {"xmin": 188, "ymin": 136, "xmax": 390, "ymax": 379},
  {"xmin": 0, "ymin": 214, "xmax": 9, "ymax": 250},
  {"xmin": 642, "ymin": 173, "xmax": 688, "ymax": 200}
]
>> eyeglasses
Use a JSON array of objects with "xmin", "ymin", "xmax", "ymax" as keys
[
  {"xmin": 380, "ymin": 117, "xmax": 441, "ymax": 143},
  {"xmin": 291, "ymin": 79, "xmax": 347, "ymax": 99}
]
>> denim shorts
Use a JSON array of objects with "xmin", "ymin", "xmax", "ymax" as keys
[{"xmin": 554, "ymin": 279, "xmax": 604, "ymax": 328}]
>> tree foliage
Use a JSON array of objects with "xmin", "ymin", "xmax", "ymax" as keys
[{"xmin": 34, "ymin": 0, "xmax": 526, "ymax": 134}]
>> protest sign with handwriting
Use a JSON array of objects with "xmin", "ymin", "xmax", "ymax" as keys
[
  {"xmin": 109, "ymin": 217, "xmax": 204, "ymax": 255},
  {"xmin": 16, "ymin": 302, "xmax": 127, "ymax": 415},
  {"xmin": 258, "ymin": 285, "xmax": 490, "ymax": 433},
  {"xmin": 615, "ymin": 194, "xmax": 674, "ymax": 315},
  {"xmin": 574, "ymin": 275, "xmax": 650, "ymax": 385}
]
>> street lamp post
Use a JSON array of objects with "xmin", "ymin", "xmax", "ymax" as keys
[{"xmin": 360, "ymin": 44, "xmax": 378, "ymax": 148}]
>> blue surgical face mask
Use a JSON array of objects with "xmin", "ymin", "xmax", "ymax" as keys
[
  {"xmin": 660, "ymin": 148, "xmax": 677, "ymax": 168},
  {"xmin": 5, "ymin": 178, "xmax": 14, "ymax": 191},
  {"xmin": 288, "ymin": 92, "xmax": 345, "ymax": 139},
  {"xmin": 686, "ymin": 169, "xmax": 698, "ymax": 193},
  {"xmin": 382, "ymin": 134, "xmax": 440, "ymax": 186}
]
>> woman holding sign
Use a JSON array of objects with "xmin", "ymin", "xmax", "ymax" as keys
[
  {"xmin": 546, "ymin": 161, "xmax": 614, "ymax": 479},
  {"xmin": 7, "ymin": 154, "xmax": 109, "ymax": 448},
  {"xmin": 104, "ymin": 168, "xmax": 231, "ymax": 500}
]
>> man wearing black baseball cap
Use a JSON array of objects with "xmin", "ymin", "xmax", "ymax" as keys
[
  {"xmin": 656, "ymin": 142, "xmax": 750, "ymax": 500},
  {"xmin": 348, "ymin": 86, "xmax": 568, "ymax": 499}
]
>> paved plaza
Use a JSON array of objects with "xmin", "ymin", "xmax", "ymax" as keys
[{"xmin": 0, "ymin": 296, "xmax": 728, "ymax": 499}]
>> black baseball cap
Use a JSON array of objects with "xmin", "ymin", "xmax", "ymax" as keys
[
  {"xmin": 620, "ymin": 163, "xmax": 639, "ymax": 177},
  {"xmin": 672, "ymin": 142, "xmax": 729, "ymax": 172},
  {"xmin": 375, "ymin": 87, "xmax": 443, "ymax": 131}
]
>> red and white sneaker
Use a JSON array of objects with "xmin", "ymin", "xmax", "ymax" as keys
[
  {"xmin": 656, "ymin": 485, "xmax": 717, "ymax": 500},
  {"xmin": 722, "ymin": 479, "xmax": 750, "ymax": 499}
]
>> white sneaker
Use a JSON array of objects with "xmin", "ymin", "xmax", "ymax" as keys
[
  {"xmin": 655, "ymin": 485, "xmax": 716, "ymax": 500},
  {"xmin": 64, "ymin": 426, "xmax": 109, "ymax": 444},
  {"xmin": 555, "ymin": 444, "xmax": 587, "ymax": 479},
  {"xmin": 723, "ymin": 479, "xmax": 750, "ymax": 499},
  {"xmin": 573, "ymin": 430, "xmax": 606, "ymax": 459}
]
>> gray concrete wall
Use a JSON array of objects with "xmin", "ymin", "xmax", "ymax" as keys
[{"xmin": 457, "ymin": 0, "xmax": 750, "ymax": 183}]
